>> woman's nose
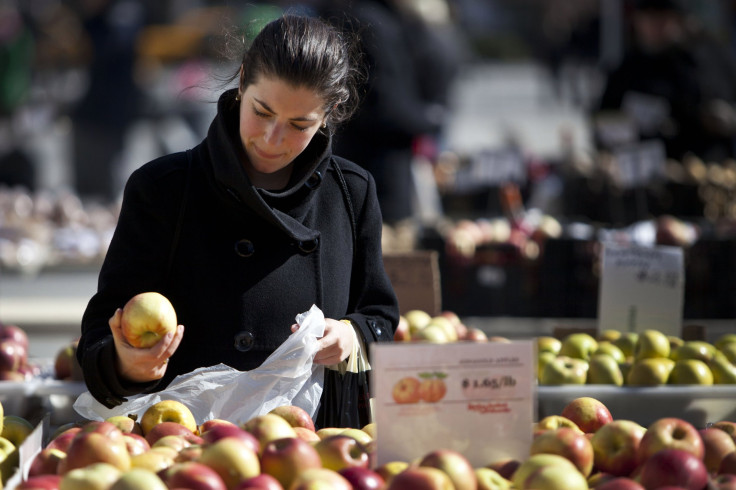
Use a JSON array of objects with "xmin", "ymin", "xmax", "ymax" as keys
[{"xmin": 264, "ymin": 122, "xmax": 284, "ymax": 145}]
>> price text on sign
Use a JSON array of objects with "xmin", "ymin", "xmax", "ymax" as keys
[
  {"xmin": 598, "ymin": 242, "xmax": 684, "ymax": 336},
  {"xmin": 371, "ymin": 341, "xmax": 535, "ymax": 467}
]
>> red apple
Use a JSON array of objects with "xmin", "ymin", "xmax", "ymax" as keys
[
  {"xmin": 242, "ymin": 414, "xmax": 297, "ymax": 451},
  {"xmin": 233, "ymin": 473, "xmax": 285, "ymax": 490},
  {"xmin": 200, "ymin": 418, "xmax": 238, "ymax": 434},
  {"xmin": 176, "ymin": 444, "xmax": 204, "ymax": 463},
  {"xmin": 293, "ymin": 426, "xmax": 321, "ymax": 443},
  {"xmin": 394, "ymin": 316, "xmax": 411, "ymax": 341},
  {"xmin": 121, "ymin": 291, "xmax": 178, "ymax": 348},
  {"xmin": 161, "ymin": 461, "xmax": 227, "ymax": 490},
  {"xmin": 0, "ymin": 324, "xmax": 28, "ymax": 349},
  {"xmin": 28, "ymin": 447, "xmax": 66, "ymax": 476},
  {"xmin": 418, "ymin": 448, "xmax": 477, "ymax": 490},
  {"xmin": 392, "ymin": 376, "xmax": 421, "ymax": 404},
  {"xmin": 15, "ymin": 474, "xmax": 62, "ymax": 490},
  {"xmin": 46, "ymin": 427, "xmax": 82, "ymax": 453},
  {"xmin": 464, "ymin": 327, "xmax": 488, "ymax": 342},
  {"xmin": 485, "ymin": 458, "xmax": 520, "ymax": 480},
  {"xmin": 714, "ymin": 421, "xmax": 736, "ymax": 444},
  {"xmin": 314, "ymin": 434, "xmax": 370, "ymax": 471},
  {"xmin": 530, "ymin": 427, "xmax": 595, "ymax": 477},
  {"xmin": 560, "ymin": 397, "xmax": 613, "ymax": 434},
  {"xmin": 637, "ymin": 417, "xmax": 704, "ymax": 463},
  {"xmin": 594, "ymin": 477, "xmax": 645, "ymax": 489},
  {"xmin": 700, "ymin": 427, "xmax": 736, "ymax": 473},
  {"xmin": 260, "ymin": 437, "xmax": 322, "ymax": 488},
  {"xmin": 54, "ymin": 340, "xmax": 81, "ymax": 381},
  {"xmin": 145, "ymin": 421, "xmax": 202, "ymax": 447},
  {"xmin": 339, "ymin": 466, "xmax": 386, "ymax": 490},
  {"xmin": 198, "ymin": 437, "xmax": 261, "ymax": 488},
  {"xmin": 123, "ymin": 432, "xmax": 151, "ymax": 456},
  {"xmin": 268, "ymin": 405, "xmax": 316, "ymax": 432},
  {"xmin": 591, "ymin": 419, "xmax": 646, "ymax": 476},
  {"xmin": 638, "ymin": 448, "xmax": 708, "ymax": 490},
  {"xmin": 721, "ymin": 451, "xmax": 736, "ymax": 475},
  {"xmin": 386, "ymin": 466, "xmax": 455, "ymax": 490},
  {"xmin": 201, "ymin": 421, "xmax": 260, "ymax": 453},
  {"xmin": 58, "ymin": 422, "xmax": 131, "ymax": 474},
  {"xmin": 0, "ymin": 339, "xmax": 24, "ymax": 372}
]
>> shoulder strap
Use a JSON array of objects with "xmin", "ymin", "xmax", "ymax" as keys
[
  {"xmin": 165, "ymin": 150, "xmax": 193, "ymax": 282},
  {"xmin": 331, "ymin": 158, "xmax": 357, "ymax": 253}
]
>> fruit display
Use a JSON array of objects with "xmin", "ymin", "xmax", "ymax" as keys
[
  {"xmin": 12, "ymin": 396, "xmax": 736, "ymax": 489},
  {"xmin": 394, "ymin": 308, "xmax": 514, "ymax": 344},
  {"xmin": 537, "ymin": 329, "xmax": 736, "ymax": 387},
  {"xmin": 0, "ymin": 322, "xmax": 40, "ymax": 382}
]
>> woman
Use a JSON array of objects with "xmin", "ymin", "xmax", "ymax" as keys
[{"xmin": 76, "ymin": 14, "xmax": 399, "ymax": 428}]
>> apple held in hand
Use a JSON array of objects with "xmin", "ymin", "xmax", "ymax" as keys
[{"xmin": 121, "ymin": 292, "xmax": 177, "ymax": 348}]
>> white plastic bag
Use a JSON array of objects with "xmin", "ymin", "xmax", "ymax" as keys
[{"xmin": 73, "ymin": 304, "xmax": 326, "ymax": 425}]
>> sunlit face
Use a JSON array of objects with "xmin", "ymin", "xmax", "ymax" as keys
[{"xmin": 239, "ymin": 75, "xmax": 327, "ymax": 189}]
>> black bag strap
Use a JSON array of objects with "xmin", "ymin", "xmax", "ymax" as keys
[
  {"xmin": 165, "ymin": 149, "xmax": 193, "ymax": 283},
  {"xmin": 331, "ymin": 158, "xmax": 357, "ymax": 254}
]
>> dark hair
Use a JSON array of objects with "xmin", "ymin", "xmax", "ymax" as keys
[{"xmin": 235, "ymin": 14, "xmax": 364, "ymax": 132}]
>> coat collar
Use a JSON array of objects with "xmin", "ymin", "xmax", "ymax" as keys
[{"xmin": 205, "ymin": 89, "xmax": 333, "ymax": 242}]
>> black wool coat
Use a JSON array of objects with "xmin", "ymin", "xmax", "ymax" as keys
[{"xmin": 77, "ymin": 90, "xmax": 399, "ymax": 417}]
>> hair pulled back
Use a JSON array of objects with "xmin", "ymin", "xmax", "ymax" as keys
[{"xmin": 238, "ymin": 15, "xmax": 364, "ymax": 131}]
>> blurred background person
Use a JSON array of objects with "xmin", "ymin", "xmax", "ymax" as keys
[
  {"xmin": 70, "ymin": 0, "xmax": 146, "ymax": 202},
  {"xmin": 596, "ymin": 0, "xmax": 736, "ymax": 163},
  {"xmin": 319, "ymin": 0, "xmax": 469, "ymax": 225}
]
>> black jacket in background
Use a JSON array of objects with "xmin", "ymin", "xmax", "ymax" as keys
[{"xmin": 77, "ymin": 89, "xmax": 399, "ymax": 424}]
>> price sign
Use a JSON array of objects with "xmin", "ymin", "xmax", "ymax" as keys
[
  {"xmin": 597, "ymin": 242, "xmax": 684, "ymax": 336},
  {"xmin": 612, "ymin": 139, "xmax": 666, "ymax": 188},
  {"xmin": 371, "ymin": 341, "xmax": 535, "ymax": 467}
]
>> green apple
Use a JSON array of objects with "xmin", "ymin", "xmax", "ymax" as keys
[
  {"xmin": 634, "ymin": 329, "xmax": 670, "ymax": 360},
  {"xmin": 413, "ymin": 324, "xmax": 450, "ymax": 343},
  {"xmin": 0, "ymin": 435, "xmax": 18, "ymax": 483},
  {"xmin": 512, "ymin": 453, "xmax": 587, "ymax": 490},
  {"xmin": 719, "ymin": 342, "xmax": 736, "ymax": 364},
  {"xmin": 587, "ymin": 354, "xmax": 624, "ymax": 386},
  {"xmin": 537, "ymin": 352, "xmax": 558, "ymax": 380},
  {"xmin": 404, "ymin": 310, "xmax": 432, "ymax": 336},
  {"xmin": 668, "ymin": 359, "xmax": 714, "ymax": 385},
  {"xmin": 475, "ymin": 467, "xmax": 511, "ymax": 490},
  {"xmin": 612, "ymin": 332, "xmax": 639, "ymax": 359},
  {"xmin": 670, "ymin": 341, "xmax": 717, "ymax": 363},
  {"xmin": 667, "ymin": 335, "xmax": 685, "ymax": 352},
  {"xmin": 715, "ymin": 333, "xmax": 736, "ymax": 351},
  {"xmin": 597, "ymin": 329, "xmax": 622, "ymax": 342},
  {"xmin": 2, "ymin": 415, "xmax": 34, "ymax": 447},
  {"xmin": 427, "ymin": 316, "xmax": 458, "ymax": 342},
  {"xmin": 537, "ymin": 336, "xmax": 562, "ymax": 356},
  {"xmin": 709, "ymin": 355, "xmax": 736, "ymax": 384},
  {"xmin": 540, "ymin": 356, "xmax": 588, "ymax": 385},
  {"xmin": 626, "ymin": 358, "xmax": 675, "ymax": 386},
  {"xmin": 559, "ymin": 333, "xmax": 598, "ymax": 361},
  {"xmin": 592, "ymin": 342, "xmax": 626, "ymax": 363}
]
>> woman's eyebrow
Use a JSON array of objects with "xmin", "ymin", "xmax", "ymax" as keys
[{"xmin": 253, "ymin": 97, "xmax": 319, "ymax": 122}]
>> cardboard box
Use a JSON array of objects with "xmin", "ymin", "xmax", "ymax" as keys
[{"xmin": 383, "ymin": 251, "xmax": 441, "ymax": 316}]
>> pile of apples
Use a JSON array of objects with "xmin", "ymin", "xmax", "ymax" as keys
[
  {"xmin": 0, "ymin": 402, "xmax": 38, "ymax": 486},
  {"xmin": 393, "ymin": 309, "xmax": 503, "ymax": 343},
  {"xmin": 0, "ymin": 322, "xmax": 41, "ymax": 382},
  {"xmin": 538, "ymin": 328, "xmax": 736, "ymax": 386},
  {"xmin": 17, "ymin": 396, "xmax": 736, "ymax": 489},
  {"xmin": 528, "ymin": 396, "xmax": 736, "ymax": 489}
]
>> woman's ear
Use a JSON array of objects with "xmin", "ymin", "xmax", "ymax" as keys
[{"xmin": 238, "ymin": 65, "xmax": 245, "ymax": 95}]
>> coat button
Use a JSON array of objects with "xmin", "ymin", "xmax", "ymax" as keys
[
  {"xmin": 234, "ymin": 331, "xmax": 255, "ymax": 352},
  {"xmin": 234, "ymin": 239, "xmax": 255, "ymax": 257},
  {"xmin": 297, "ymin": 237, "xmax": 319, "ymax": 253},
  {"xmin": 370, "ymin": 321, "xmax": 382, "ymax": 336},
  {"xmin": 305, "ymin": 171, "xmax": 322, "ymax": 189}
]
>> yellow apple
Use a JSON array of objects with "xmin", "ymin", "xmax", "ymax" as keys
[
  {"xmin": 121, "ymin": 292, "xmax": 177, "ymax": 349},
  {"xmin": 140, "ymin": 400, "xmax": 197, "ymax": 436}
]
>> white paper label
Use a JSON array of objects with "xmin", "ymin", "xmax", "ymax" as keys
[
  {"xmin": 371, "ymin": 341, "xmax": 535, "ymax": 467},
  {"xmin": 598, "ymin": 242, "xmax": 684, "ymax": 336}
]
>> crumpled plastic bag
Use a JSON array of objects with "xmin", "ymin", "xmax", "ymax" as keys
[{"xmin": 73, "ymin": 304, "xmax": 326, "ymax": 425}]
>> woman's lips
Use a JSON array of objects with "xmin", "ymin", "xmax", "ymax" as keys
[{"xmin": 253, "ymin": 145, "xmax": 281, "ymax": 160}]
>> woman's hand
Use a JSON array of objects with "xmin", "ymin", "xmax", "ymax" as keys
[
  {"xmin": 108, "ymin": 308, "xmax": 184, "ymax": 383},
  {"xmin": 292, "ymin": 317, "xmax": 354, "ymax": 365}
]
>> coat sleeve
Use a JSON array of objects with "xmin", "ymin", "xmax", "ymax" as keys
[
  {"xmin": 76, "ymin": 155, "xmax": 186, "ymax": 407},
  {"xmin": 341, "ymin": 168, "xmax": 400, "ymax": 345}
]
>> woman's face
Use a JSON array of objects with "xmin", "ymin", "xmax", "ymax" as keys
[{"xmin": 239, "ymin": 75, "xmax": 327, "ymax": 189}]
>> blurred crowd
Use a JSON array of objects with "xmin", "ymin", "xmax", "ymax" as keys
[{"xmin": 2, "ymin": 0, "xmax": 736, "ymax": 224}]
